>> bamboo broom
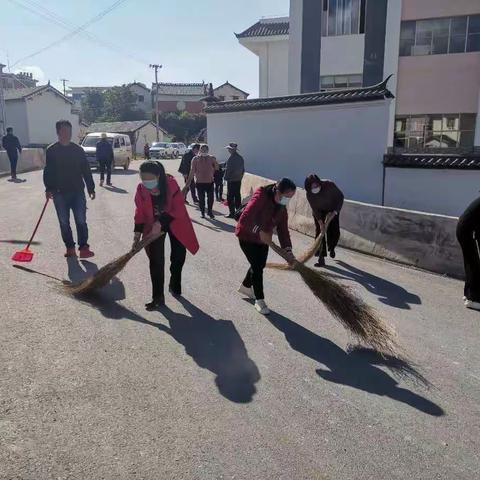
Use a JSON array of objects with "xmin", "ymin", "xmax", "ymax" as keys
[
  {"xmin": 267, "ymin": 214, "xmax": 335, "ymax": 270},
  {"xmin": 268, "ymin": 240, "xmax": 401, "ymax": 357},
  {"xmin": 64, "ymin": 232, "xmax": 164, "ymax": 296}
]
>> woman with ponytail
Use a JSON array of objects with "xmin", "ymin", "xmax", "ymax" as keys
[{"xmin": 133, "ymin": 161, "xmax": 199, "ymax": 310}]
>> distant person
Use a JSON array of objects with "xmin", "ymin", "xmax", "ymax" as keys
[
  {"xmin": 133, "ymin": 161, "xmax": 199, "ymax": 310},
  {"xmin": 178, "ymin": 143, "xmax": 200, "ymax": 204},
  {"xmin": 144, "ymin": 142, "xmax": 151, "ymax": 160},
  {"xmin": 214, "ymin": 162, "xmax": 225, "ymax": 202},
  {"xmin": 43, "ymin": 120, "xmax": 95, "ymax": 258},
  {"xmin": 457, "ymin": 197, "xmax": 480, "ymax": 311},
  {"xmin": 236, "ymin": 178, "xmax": 297, "ymax": 315},
  {"xmin": 224, "ymin": 142, "xmax": 245, "ymax": 218},
  {"xmin": 2, "ymin": 127, "xmax": 22, "ymax": 181},
  {"xmin": 304, "ymin": 174, "xmax": 344, "ymax": 267},
  {"xmin": 185, "ymin": 144, "xmax": 218, "ymax": 219},
  {"xmin": 96, "ymin": 133, "xmax": 114, "ymax": 187}
]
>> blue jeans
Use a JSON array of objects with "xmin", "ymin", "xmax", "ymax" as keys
[{"xmin": 53, "ymin": 191, "xmax": 89, "ymax": 249}]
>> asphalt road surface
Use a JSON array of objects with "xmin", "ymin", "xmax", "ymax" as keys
[{"xmin": 0, "ymin": 161, "xmax": 479, "ymax": 480}]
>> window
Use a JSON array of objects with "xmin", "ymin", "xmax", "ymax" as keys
[
  {"xmin": 321, "ymin": 74, "xmax": 363, "ymax": 90},
  {"xmin": 394, "ymin": 114, "xmax": 476, "ymax": 151},
  {"xmin": 400, "ymin": 15, "xmax": 480, "ymax": 56},
  {"xmin": 322, "ymin": 0, "xmax": 365, "ymax": 37},
  {"xmin": 218, "ymin": 95, "xmax": 225, "ymax": 101},
  {"xmin": 138, "ymin": 95, "xmax": 144, "ymax": 103},
  {"xmin": 120, "ymin": 137, "xmax": 125, "ymax": 146},
  {"xmin": 125, "ymin": 136, "xmax": 131, "ymax": 146},
  {"xmin": 114, "ymin": 138, "xmax": 120, "ymax": 148},
  {"xmin": 232, "ymin": 96, "xmax": 239, "ymax": 100}
]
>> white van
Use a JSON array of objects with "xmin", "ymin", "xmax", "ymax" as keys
[{"xmin": 81, "ymin": 132, "xmax": 132, "ymax": 170}]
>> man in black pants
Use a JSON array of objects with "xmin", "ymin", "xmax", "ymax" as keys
[
  {"xmin": 2, "ymin": 127, "xmax": 22, "ymax": 181},
  {"xmin": 178, "ymin": 143, "xmax": 199, "ymax": 203},
  {"xmin": 457, "ymin": 197, "xmax": 480, "ymax": 311},
  {"xmin": 224, "ymin": 143, "xmax": 245, "ymax": 218},
  {"xmin": 96, "ymin": 133, "xmax": 114, "ymax": 187}
]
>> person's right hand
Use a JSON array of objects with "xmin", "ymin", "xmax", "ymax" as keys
[
  {"xmin": 317, "ymin": 219, "xmax": 326, "ymax": 232},
  {"xmin": 150, "ymin": 221, "xmax": 162, "ymax": 238},
  {"xmin": 45, "ymin": 191, "xmax": 54, "ymax": 200},
  {"xmin": 132, "ymin": 233, "xmax": 141, "ymax": 251},
  {"xmin": 259, "ymin": 230, "xmax": 272, "ymax": 245}
]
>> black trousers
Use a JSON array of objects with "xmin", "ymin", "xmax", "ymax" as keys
[
  {"xmin": 215, "ymin": 182, "xmax": 224, "ymax": 201},
  {"xmin": 7, "ymin": 152, "xmax": 18, "ymax": 178},
  {"xmin": 239, "ymin": 240, "xmax": 269, "ymax": 300},
  {"xmin": 196, "ymin": 182, "xmax": 214, "ymax": 215},
  {"xmin": 457, "ymin": 220, "xmax": 480, "ymax": 302},
  {"xmin": 227, "ymin": 181, "xmax": 242, "ymax": 215},
  {"xmin": 99, "ymin": 158, "xmax": 112, "ymax": 184},
  {"xmin": 314, "ymin": 212, "xmax": 341, "ymax": 257},
  {"xmin": 183, "ymin": 174, "xmax": 198, "ymax": 202},
  {"xmin": 148, "ymin": 232, "xmax": 186, "ymax": 300}
]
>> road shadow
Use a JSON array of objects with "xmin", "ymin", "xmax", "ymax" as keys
[
  {"xmin": 208, "ymin": 217, "xmax": 236, "ymax": 233},
  {"xmin": 323, "ymin": 260, "xmax": 421, "ymax": 310},
  {"xmin": 191, "ymin": 219, "xmax": 221, "ymax": 233},
  {"xmin": 0, "ymin": 239, "xmax": 41, "ymax": 245},
  {"xmin": 103, "ymin": 185, "xmax": 128, "ymax": 194},
  {"xmin": 156, "ymin": 297, "xmax": 260, "ymax": 404},
  {"xmin": 7, "ymin": 178, "xmax": 27, "ymax": 183},
  {"xmin": 267, "ymin": 311, "xmax": 443, "ymax": 417}
]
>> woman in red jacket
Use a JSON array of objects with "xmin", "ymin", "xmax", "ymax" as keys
[
  {"xmin": 133, "ymin": 161, "xmax": 199, "ymax": 310},
  {"xmin": 236, "ymin": 178, "xmax": 297, "ymax": 315}
]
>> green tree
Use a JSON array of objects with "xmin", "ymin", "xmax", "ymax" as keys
[
  {"xmin": 81, "ymin": 89, "xmax": 105, "ymax": 124},
  {"xmin": 100, "ymin": 85, "xmax": 147, "ymax": 122},
  {"xmin": 157, "ymin": 111, "xmax": 206, "ymax": 143}
]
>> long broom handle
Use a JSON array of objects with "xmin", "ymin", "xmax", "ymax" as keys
[{"xmin": 26, "ymin": 198, "xmax": 50, "ymax": 249}]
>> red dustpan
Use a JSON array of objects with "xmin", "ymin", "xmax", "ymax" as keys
[{"xmin": 12, "ymin": 198, "xmax": 50, "ymax": 263}]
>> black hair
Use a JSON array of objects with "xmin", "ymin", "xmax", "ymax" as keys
[
  {"xmin": 192, "ymin": 143, "xmax": 200, "ymax": 150},
  {"xmin": 304, "ymin": 174, "xmax": 321, "ymax": 191},
  {"xmin": 277, "ymin": 177, "xmax": 296, "ymax": 193},
  {"xmin": 139, "ymin": 161, "xmax": 168, "ymax": 209},
  {"xmin": 6, "ymin": 127, "xmax": 12, "ymax": 133},
  {"xmin": 56, "ymin": 119, "xmax": 72, "ymax": 133}
]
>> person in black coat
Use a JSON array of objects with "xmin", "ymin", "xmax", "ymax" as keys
[
  {"xmin": 2, "ymin": 127, "xmax": 22, "ymax": 180},
  {"xmin": 96, "ymin": 133, "xmax": 114, "ymax": 187},
  {"xmin": 457, "ymin": 197, "xmax": 480, "ymax": 311},
  {"xmin": 178, "ymin": 143, "xmax": 200, "ymax": 203}
]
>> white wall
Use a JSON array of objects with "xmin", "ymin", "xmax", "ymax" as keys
[
  {"xmin": 288, "ymin": 0, "xmax": 303, "ymax": 94},
  {"xmin": 208, "ymin": 100, "xmax": 391, "ymax": 204},
  {"xmin": 4, "ymin": 100, "xmax": 29, "ymax": 145},
  {"xmin": 214, "ymin": 84, "xmax": 248, "ymax": 101},
  {"xmin": 26, "ymin": 90, "xmax": 80, "ymax": 144},
  {"xmin": 384, "ymin": 168, "xmax": 480, "ymax": 217},
  {"xmin": 135, "ymin": 123, "xmax": 163, "ymax": 155},
  {"xmin": 320, "ymin": 35, "xmax": 365, "ymax": 76},
  {"xmin": 267, "ymin": 40, "xmax": 290, "ymax": 97},
  {"xmin": 129, "ymin": 84, "xmax": 151, "ymax": 113}
]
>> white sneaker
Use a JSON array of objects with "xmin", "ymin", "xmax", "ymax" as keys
[
  {"xmin": 465, "ymin": 299, "xmax": 480, "ymax": 311},
  {"xmin": 255, "ymin": 300, "xmax": 270, "ymax": 315},
  {"xmin": 238, "ymin": 284, "xmax": 255, "ymax": 299}
]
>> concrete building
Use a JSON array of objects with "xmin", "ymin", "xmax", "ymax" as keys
[
  {"xmin": 1, "ymin": 71, "xmax": 38, "ymax": 90},
  {"xmin": 4, "ymin": 85, "xmax": 81, "ymax": 146},
  {"xmin": 86, "ymin": 120, "xmax": 167, "ymax": 156},
  {"xmin": 152, "ymin": 82, "xmax": 249, "ymax": 114}
]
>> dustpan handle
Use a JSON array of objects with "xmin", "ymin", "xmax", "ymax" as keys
[{"xmin": 26, "ymin": 198, "xmax": 50, "ymax": 249}]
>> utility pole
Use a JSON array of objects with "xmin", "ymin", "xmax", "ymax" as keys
[
  {"xmin": 149, "ymin": 64, "xmax": 162, "ymax": 141},
  {"xmin": 60, "ymin": 78, "xmax": 69, "ymax": 96},
  {"xmin": 0, "ymin": 63, "xmax": 6, "ymax": 136}
]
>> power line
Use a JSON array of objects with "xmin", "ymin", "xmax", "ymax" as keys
[
  {"xmin": 11, "ymin": 0, "xmax": 132, "ymax": 67},
  {"xmin": 10, "ymin": 0, "xmax": 148, "ymax": 66},
  {"xmin": 60, "ymin": 78, "xmax": 69, "ymax": 96},
  {"xmin": 150, "ymin": 64, "xmax": 162, "ymax": 141}
]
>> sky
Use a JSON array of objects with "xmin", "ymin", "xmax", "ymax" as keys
[{"xmin": 0, "ymin": 0, "xmax": 289, "ymax": 98}]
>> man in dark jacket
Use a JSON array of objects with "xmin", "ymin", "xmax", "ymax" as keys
[
  {"xmin": 96, "ymin": 133, "xmax": 114, "ymax": 187},
  {"xmin": 2, "ymin": 127, "xmax": 22, "ymax": 180},
  {"xmin": 457, "ymin": 197, "xmax": 480, "ymax": 311},
  {"xmin": 44, "ymin": 120, "xmax": 96, "ymax": 258},
  {"xmin": 224, "ymin": 143, "xmax": 245, "ymax": 218},
  {"xmin": 178, "ymin": 143, "xmax": 200, "ymax": 203}
]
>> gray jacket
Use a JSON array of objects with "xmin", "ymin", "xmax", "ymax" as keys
[{"xmin": 224, "ymin": 152, "xmax": 245, "ymax": 182}]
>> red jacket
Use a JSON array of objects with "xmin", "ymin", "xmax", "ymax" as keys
[
  {"xmin": 134, "ymin": 175, "xmax": 199, "ymax": 255},
  {"xmin": 236, "ymin": 185, "xmax": 292, "ymax": 249}
]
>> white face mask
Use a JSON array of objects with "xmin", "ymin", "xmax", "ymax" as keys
[{"xmin": 311, "ymin": 187, "xmax": 321, "ymax": 195}]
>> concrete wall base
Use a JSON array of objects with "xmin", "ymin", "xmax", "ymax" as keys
[
  {"xmin": 241, "ymin": 173, "xmax": 464, "ymax": 279},
  {"xmin": 0, "ymin": 149, "xmax": 46, "ymax": 177}
]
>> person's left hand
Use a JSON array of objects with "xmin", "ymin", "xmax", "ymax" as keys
[
  {"xmin": 284, "ymin": 249, "xmax": 297, "ymax": 266},
  {"xmin": 89, "ymin": 192, "xmax": 96, "ymax": 200}
]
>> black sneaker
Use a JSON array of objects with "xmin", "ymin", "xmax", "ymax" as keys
[
  {"xmin": 225, "ymin": 214, "xmax": 235, "ymax": 219},
  {"xmin": 208, "ymin": 211, "xmax": 215, "ymax": 219},
  {"xmin": 314, "ymin": 257, "xmax": 326, "ymax": 268},
  {"xmin": 145, "ymin": 296, "xmax": 165, "ymax": 311},
  {"xmin": 201, "ymin": 213, "xmax": 206, "ymax": 219},
  {"xmin": 329, "ymin": 249, "xmax": 336, "ymax": 259}
]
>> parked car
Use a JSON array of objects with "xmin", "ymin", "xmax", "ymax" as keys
[
  {"xmin": 81, "ymin": 133, "xmax": 132, "ymax": 170},
  {"xmin": 172, "ymin": 143, "xmax": 187, "ymax": 157},
  {"xmin": 149, "ymin": 142, "xmax": 169, "ymax": 159}
]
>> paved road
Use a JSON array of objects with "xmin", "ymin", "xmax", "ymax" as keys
[{"xmin": 0, "ymin": 161, "xmax": 479, "ymax": 480}]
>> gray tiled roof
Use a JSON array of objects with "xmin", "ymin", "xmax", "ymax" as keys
[
  {"xmin": 154, "ymin": 83, "xmax": 207, "ymax": 96},
  {"xmin": 5, "ymin": 85, "xmax": 49, "ymax": 101},
  {"xmin": 236, "ymin": 20, "xmax": 289, "ymax": 38},
  {"xmin": 384, "ymin": 153, "xmax": 480, "ymax": 170},
  {"xmin": 205, "ymin": 77, "xmax": 394, "ymax": 114},
  {"xmin": 86, "ymin": 120, "xmax": 166, "ymax": 134}
]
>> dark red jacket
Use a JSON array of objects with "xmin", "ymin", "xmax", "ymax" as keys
[{"xmin": 236, "ymin": 184, "xmax": 292, "ymax": 249}]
